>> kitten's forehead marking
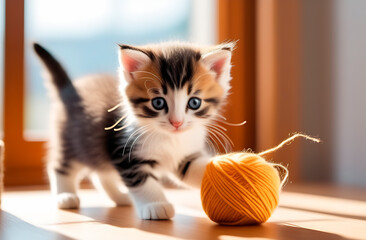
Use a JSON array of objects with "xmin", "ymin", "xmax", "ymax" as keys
[{"xmin": 158, "ymin": 48, "xmax": 201, "ymax": 91}]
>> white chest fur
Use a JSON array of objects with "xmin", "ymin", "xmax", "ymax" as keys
[{"xmin": 135, "ymin": 126, "xmax": 207, "ymax": 173}]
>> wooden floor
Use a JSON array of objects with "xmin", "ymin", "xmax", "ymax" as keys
[{"xmin": 1, "ymin": 184, "xmax": 366, "ymax": 240}]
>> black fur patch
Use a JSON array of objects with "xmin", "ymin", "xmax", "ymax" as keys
[
  {"xmin": 204, "ymin": 98, "xmax": 220, "ymax": 106},
  {"xmin": 187, "ymin": 83, "xmax": 193, "ymax": 95},
  {"xmin": 138, "ymin": 106, "xmax": 158, "ymax": 118},
  {"xmin": 130, "ymin": 98, "xmax": 150, "ymax": 106},
  {"xmin": 177, "ymin": 152, "xmax": 201, "ymax": 179},
  {"xmin": 119, "ymin": 44, "xmax": 155, "ymax": 60},
  {"xmin": 55, "ymin": 168, "xmax": 68, "ymax": 175},
  {"xmin": 162, "ymin": 85, "xmax": 168, "ymax": 95},
  {"xmin": 194, "ymin": 106, "xmax": 210, "ymax": 118},
  {"xmin": 118, "ymin": 157, "xmax": 158, "ymax": 187},
  {"xmin": 151, "ymin": 89, "xmax": 160, "ymax": 94},
  {"xmin": 159, "ymin": 48, "xmax": 200, "ymax": 90},
  {"xmin": 106, "ymin": 118, "xmax": 159, "ymax": 187},
  {"xmin": 33, "ymin": 43, "xmax": 72, "ymax": 90}
]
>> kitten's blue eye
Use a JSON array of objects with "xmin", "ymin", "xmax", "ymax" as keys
[
  {"xmin": 188, "ymin": 97, "xmax": 201, "ymax": 110},
  {"xmin": 151, "ymin": 97, "xmax": 166, "ymax": 110}
]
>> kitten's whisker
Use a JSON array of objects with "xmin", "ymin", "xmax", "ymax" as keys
[
  {"xmin": 143, "ymin": 79, "xmax": 153, "ymax": 91},
  {"xmin": 216, "ymin": 114, "xmax": 227, "ymax": 120},
  {"xmin": 208, "ymin": 127, "xmax": 233, "ymax": 152},
  {"xmin": 122, "ymin": 125, "xmax": 150, "ymax": 156},
  {"xmin": 205, "ymin": 138, "xmax": 217, "ymax": 155},
  {"xmin": 206, "ymin": 129, "xmax": 220, "ymax": 150},
  {"xmin": 208, "ymin": 128, "xmax": 230, "ymax": 153},
  {"xmin": 142, "ymin": 78, "xmax": 160, "ymax": 89},
  {"xmin": 193, "ymin": 72, "xmax": 212, "ymax": 84},
  {"xmin": 207, "ymin": 124, "xmax": 234, "ymax": 148},
  {"xmin": 147, "ymin": 88, "xmax": 161, "ymax": 96},
  {"xmin": 208, "ymin": 122, "xmax": 227, "ymax": 131},
  {"xmin": 188, "ymin": 73, "xmax": 213, "ymax": 94},
  {"xmin": 128, "ymin": 128, "xmax": 151, "ymax": 162},
  {"xmin": 143, "ymin": 79, "xmax": 162, "ymax": 97},
  {"xmin": 141, "ymin": 130, "xmax": 155, "ymax": 150},
  {"xmin": 207, "ymin": 135, "xmax": 220, "ymax": 154},
  {"xmin": 141, "ymin": 77, "xmax": 161, "ymax": 84},
  {"xmin": 105, "ymin": 115, "xmax": 127, "ymax": 130},
  {"xmin": 205, "ymin": 139, "xmax": 213, "ymax": 154},
  {"xmin": 213, "ymin": 118, "xmax": 247, "ymax": 127},
  {"xmin": 107, "ymin": 103, "xmax": 122, "ymax": 112},
  {"xmin": 133, "ymin": 71, "xmax": 163, "ymax": 84},
  {"xmin": 208, "ymin": 127, "xmax": 228, "ymax": 150},
  {"xmin": 113, "ymin": 121, "xmax": 132, "ymax": 131},
  {"xmin": 207, "ymin": 128, "xmax": 228, "ymax": 153},
  {"xmin": 111, "ymin": 125, "xmax": 150, "ymax": 164}
]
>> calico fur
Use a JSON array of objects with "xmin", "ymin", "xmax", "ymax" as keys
[{"xmin": 34, "ymin": 41, "xmax": 234, "ymax": 219}]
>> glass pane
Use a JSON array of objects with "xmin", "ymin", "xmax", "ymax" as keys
[
  {"xmin": 25, "ymin": 0, "xmax": 216, "ymax": 139},
  {"xmin": 0, "ymin": 0, "xmax": 4, "ymax": 138}
]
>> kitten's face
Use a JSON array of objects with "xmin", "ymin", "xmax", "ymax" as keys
[{"xmin": 119, "ymin": 42, "xmax": 234, "ymax": 134}]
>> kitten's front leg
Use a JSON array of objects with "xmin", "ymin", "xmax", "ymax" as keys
[
  {"xmin": 177, "ymin": 153, "xmax": 211, "ymax": 189},
  {"xmin": 124, "ymin": 173, "xmax": 174, "ymax": 220}
]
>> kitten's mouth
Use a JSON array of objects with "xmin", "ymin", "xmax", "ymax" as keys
[
  {"xmin": 170, "ymin": 126, "xmax": 189, "ymax": 133},
  {"xmin": 172, "ymin": 128, "xmax": 184, "ymax": 133}
]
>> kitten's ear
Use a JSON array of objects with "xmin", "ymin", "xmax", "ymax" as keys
[
  {"xmin": 118, "ymin": 44, "xmax": 151, "ymax": 82},
  {"xmin": 202, "ymin": 44, "xmax": 234, "ymax": 91}
]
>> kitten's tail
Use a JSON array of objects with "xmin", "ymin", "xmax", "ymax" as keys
[{"xmin": 33, "ymin": 43, "xmax": 72, "ymax": 90}]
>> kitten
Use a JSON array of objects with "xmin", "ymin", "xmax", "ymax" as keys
[{"xmin": 33, "ymin": 41, "xmax": 234, "ymax": 220}]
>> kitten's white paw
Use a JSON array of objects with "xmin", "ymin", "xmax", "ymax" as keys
[
  {"xmin": 113, "ymin": 193, "xmax": 133, "ymax": 206},
  {"xmin": 138, "ymin": 202, "xmax": 175, "ymax": 220},
  {"xmin": 57, "ymin": 193, "xmax": 80, "ymax": 209}
]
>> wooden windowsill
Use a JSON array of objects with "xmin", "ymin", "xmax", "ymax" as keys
[{"xmin": 1, "ymin": 184, "xmax": 366, "ymax": 240}]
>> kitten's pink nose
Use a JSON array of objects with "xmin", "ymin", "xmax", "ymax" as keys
[{"xmin": 169, "ymin": 119, "xmax": 183, "ymax": 128}]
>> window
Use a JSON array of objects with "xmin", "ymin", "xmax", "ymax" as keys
[
  {"xmin": 25, "ymin": 0, "xmax": 194, "ymax": 138},
  {"xmin": 4, "ymin": 0, "xmax": 218, "ymax": 185}
]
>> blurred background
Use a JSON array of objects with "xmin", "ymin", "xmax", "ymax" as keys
[{"xmin": 1, "ymin": 0, "xmax": 365, "ymax": 188}]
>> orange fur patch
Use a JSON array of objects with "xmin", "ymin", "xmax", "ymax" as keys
[
  {"xmin": 125, "ymin": 64, "xmax": 162, "ymax": 100},
  {"xmin": 191, "ymin": 63, "xmax": 224, "ymax": 100}
]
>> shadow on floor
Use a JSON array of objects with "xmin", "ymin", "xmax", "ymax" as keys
[
  {"xmin": 280, "ymin": 205, "xmax": 366, "ymax": 221},
  {"xmin": 0, "ymin": 210, "xmax": 71, "ymax": 240},
  {"xmin": 68, "ymin": 206, "xmax": 358, "ymax": 240}
]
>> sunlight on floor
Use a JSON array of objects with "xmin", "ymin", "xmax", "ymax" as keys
[{"xmin": 1, "ymin": 187, "xmax": 366, "ymax": 240}]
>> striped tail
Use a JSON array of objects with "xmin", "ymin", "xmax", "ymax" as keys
[{"xmin": 33, "ymin": 43, "xmax": 72, "ymax": 90}]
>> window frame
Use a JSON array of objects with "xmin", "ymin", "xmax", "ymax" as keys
[{"xmin": 4, "ymin": 0, "xmax": 44, "ymax": 186}]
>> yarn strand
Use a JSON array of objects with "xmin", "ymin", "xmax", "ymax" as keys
[{"xmin": 258, "ymin": 133, "xmax": 320, "ymax": 157}]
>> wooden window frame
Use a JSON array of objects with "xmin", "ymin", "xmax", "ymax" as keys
[
  {"xmin": 4, "ymin": 0, "xmax": 44, "ymax": 186},
  {"xmin": 219, "ymin": 0, "xmax": 302, "ymax": 181},
  {"xmin": 218, "ymin": 0, "xmax": 256, "ymax": 152}
]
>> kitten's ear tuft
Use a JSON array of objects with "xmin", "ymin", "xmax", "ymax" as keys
[
  {"xmin": 118, "ymin": 44, "xmax": 151, "ymax": 81},
  {"xmin": 202, "ymin": 50, "xmax": 232, "ymax": 77},
  {"xmin": 202, "ymin": 48, "xmax": 233, "ymax": 90}
]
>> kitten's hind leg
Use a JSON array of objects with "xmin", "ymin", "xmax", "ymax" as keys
[
  {"xmin": 91, "ymin": 167, "xmax": 132, "ymax": 206},
  {"xmin": 48, "ymin": 162, "xmax": 85, "ymax": 209}
]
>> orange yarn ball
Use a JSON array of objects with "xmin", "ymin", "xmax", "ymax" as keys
[{"xmin": 201, "ymin": 152, "xmax": 281, "ymax": 225}]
